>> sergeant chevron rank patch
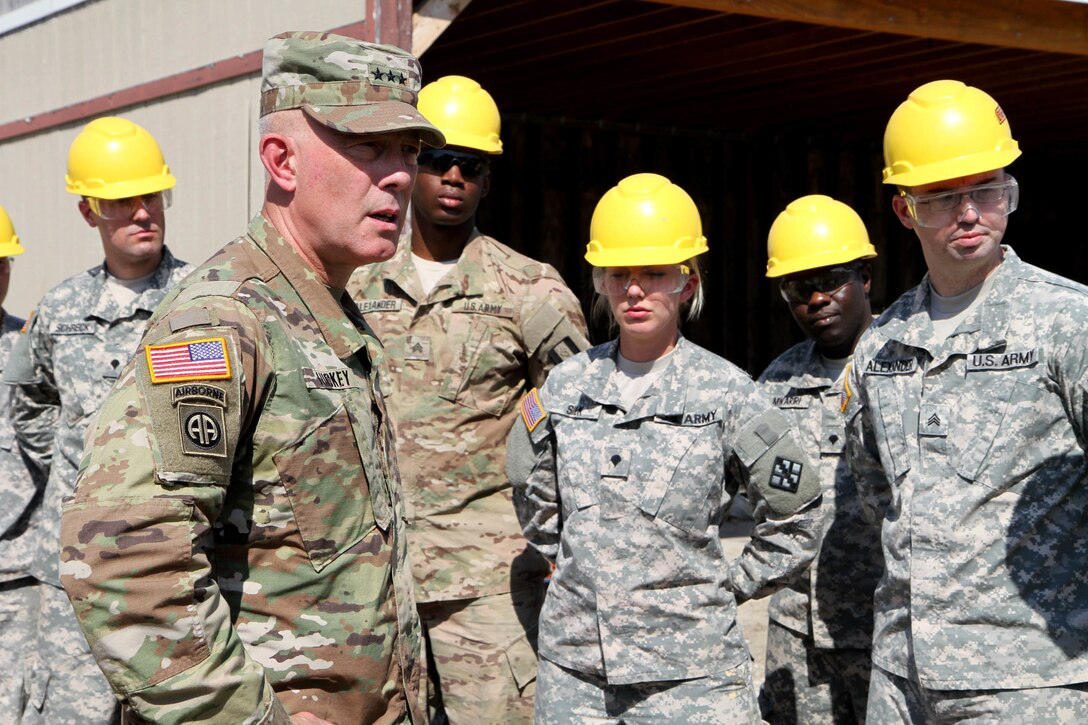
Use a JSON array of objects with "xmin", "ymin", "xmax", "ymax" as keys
[{"xmin": 769, "ymin": 456, "xmax": 803, "ymax": 493}]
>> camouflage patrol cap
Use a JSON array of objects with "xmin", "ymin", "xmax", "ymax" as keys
[{"xmin": 261, "ymin": 31, "xmax": 445, "ymax": 147}]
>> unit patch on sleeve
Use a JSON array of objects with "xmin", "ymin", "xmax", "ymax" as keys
[
  {"xmin": 146, "ymin": 337, "xmax": 232, "ymax": 384},
  {"xmin": 768, "ymin": 456, "xmax": 804, "ymax": 493},
  {"xmin": 519, "ymin": 387, "xmax": 548, "ymax": 432},
  {"xmin": 178, "ymin": 402, "xmax": 227, "ymax": 458}
]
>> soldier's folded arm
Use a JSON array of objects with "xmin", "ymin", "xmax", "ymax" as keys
[
  {"xmin": 59, "ymin": 299, "xmax": 293, "ymax": 725},
  {"xmin": 505, "ymin": 385, "xmax": 561, "ymax": 562},
  {"xmin": 3, "ymin": 310, "xmax": 61, "ymax": 477},
  {"xmin": 725, "ymin": 405, "xmax": 824, "ymax": 605}
]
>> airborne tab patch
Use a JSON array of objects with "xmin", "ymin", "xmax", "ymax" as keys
[
  {"xmin": 519, "ymin": 388, "xmax": 548, "ymax": 432},
  {"xmin": 146, "ymin": 337, "xmax": 232, "ymax": 384}
]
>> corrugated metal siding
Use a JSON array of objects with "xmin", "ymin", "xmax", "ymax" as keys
[
  {"xmin": 0, "ymin": 0, "xmax": 362, "ymax": 122},
  {"xmin": 0, "ymin": 0, "xmax": 362, "ymax": 316},
  {"xmin": 0, "ymin": 74, "xmax": 263, "ymax": 318}
]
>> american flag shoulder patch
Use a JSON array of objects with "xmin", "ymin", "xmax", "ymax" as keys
[
  {"xmin": 519, "ymin": 387, "xmax": 548, "ymax": 432},
  {"xmin": 145, "ymin": 337, "xmax": 232, "ymax": 384},
  {"xmin": 839, "ymin": 363, "xmax": 853, "ymax": 414}
]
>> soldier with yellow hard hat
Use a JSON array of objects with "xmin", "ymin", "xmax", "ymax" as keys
[
  {"xmin": 759, "ymin": 195, "xmax": 883, "ymax": 724},
  {"xmin": 506, "ymin": 173, "xmax": 824, "ymax": 723},
  {"xmin": 348, "ymin": 76, "xmax": 589, "ymax": 723},
  {"xmin": 846, "ymin": 80, "xmax": 1088, "ymax": 720},
  {"xmin": 4, "ymin": 117, "xmax": 191, "ymax": 725},
  {"xmin": 0, "ymin": 204, "xmax": 38, "ymax": 721}
]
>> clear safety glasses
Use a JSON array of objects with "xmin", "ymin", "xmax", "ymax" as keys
[
  {"xmin": 901, "ymin": 176, "xmax": 1018, "ymax": 228},
  {"xmin": 779, "ymin": 264, "xmax": 860, "ymax": 305},
  {"xmin": 592, "ymin": 264, "xmax": 691, "ymax": 296},
  {"xmin": 88, "ymin": 190, "xmax": 172, "ymax": 220}
]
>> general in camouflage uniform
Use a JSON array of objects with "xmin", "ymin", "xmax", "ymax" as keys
[
  {"xmin": 348, "ymin": 75, "xmax": 589, "ymax": 725},
  {"xmin": 3, "ymin": 117, "xmax": 190, "ymax": 725},
  {"xmin": 507, "ymin": 174, "xmax": 824, "ymax": 724},
  {"xmin": 758, "ymin": 196, "xmax": 884, "ymax": 724},
  {"xmin": 57, "ymin": 32, "xmax": 444, "ymax": 725},
  {"xmin": 0, "ymin": 205, "xmax": 41, "ymax": 722},
  {"xmin": 846, "ymin": 80, "xmax": 1088, "ymax": 722}
]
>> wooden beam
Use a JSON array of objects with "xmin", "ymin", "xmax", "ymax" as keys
[
  {"xmin": 361, "ymin": 0, "xmax": 414, "ymax": 51},
  {"xmin": 413, "ymin": 0, "xmax": 474, "ymax": 56},
  {"xmin": 646, "ymin": 0, "xmax": 1088, "ymax": 56}
]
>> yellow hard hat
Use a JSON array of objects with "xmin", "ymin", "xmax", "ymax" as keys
[
  {"xmin": 586, "ymin": 173, "xmax": 708, "ymax": 268},
  {"xmin": 66, "ymin": 117, "xmax": 176, "ymax": 199},
  {"xmin": 883, "ymin": 80, "xmax": 1021, "ymax": 187},
  {"xmin": 766, "ymin": 195, "xmax": 875, "ymax": 278},
  {"xmin": 0, "ymin": 204, "xmax": 26, "ymax": 258},
  {"xmin": 418, "ymin": 75, "xmax": 502, "ymax": 155}
]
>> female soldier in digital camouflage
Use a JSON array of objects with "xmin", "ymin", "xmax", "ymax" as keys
[{"xmin": 505, "ymin": 173, "xmax": 826, "ymax": 724}]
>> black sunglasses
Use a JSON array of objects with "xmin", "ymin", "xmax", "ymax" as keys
[
  {"xmin": 779, "ymin": 264, "xmax": 861, "ymax": 304},
  {"xmin": 417, "ymin": 149, "xmax": 490, "ymax": 178}
]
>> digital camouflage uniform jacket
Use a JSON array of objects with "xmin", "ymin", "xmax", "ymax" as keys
[
  {"xmin": 759, "ymin": 340, "xmax": 882, "ymax": 650},
  {"xmin": 348, "ymin": 230, "xmax": 589, "ymax": 602},
  {"xmin": 845, "ymin": 247, "xmax": 1088, "ymax": 690},
  {"xmin": 507, "ymin": 337, "xmax": 824, "ymax": 685},
  {"xmin": 0, "ymin": 311, "xmax": 41, "ymax": 584},
  {"xmin": 3, "ymin": 248, "xmax": 191, "ymax": 587},
  {"xmin": 59, "ymin": 216, "xmax": 423, "ymax": 725}
]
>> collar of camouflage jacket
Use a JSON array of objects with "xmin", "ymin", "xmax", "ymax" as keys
[
  {"xmin": 575, "ymin": 336, "xmax": 693, "ymax": 421},
  {"xmin": 86, "ymin": 246, "xmax": 184, "ymax": 323},
  {"xmin": 250, "ymin": 214, "xmax": 382, "ymax": 364},
  {"xmin": 878, "ymin": 245, "xmax": 1018, "ymax": 354},
  {"xmin": 384, "ymin": 226, "xmax": 493, "ymax": 305}
]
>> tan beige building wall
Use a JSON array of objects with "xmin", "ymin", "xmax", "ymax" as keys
[{"xmin": 0, "ymin": 0, "xmax": 366, "ymax": 316}]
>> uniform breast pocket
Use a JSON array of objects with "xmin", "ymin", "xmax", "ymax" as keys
[
  {"xmin": 272, "ymin": 402, "xmax": 376, "ymax": 572},
  {"xmin": 556, "ymin": 417, "xmax": 602, "ymax": 517},
  {"xmin": 870, "ymin": 380, "xmax": 911, "ymax": 482},
  {"xmin": 636, "ymin": 421, "xmax": 723, "ymax": 536},
  {"xmin": 954, "ymin": 375, "xmax": 1041, "ymax": 486},
  {"xmin": 439, "ymin": 314, "xmax": 521, "ymax": 417}
]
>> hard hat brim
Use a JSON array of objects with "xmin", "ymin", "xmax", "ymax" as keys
[
  {"xmin": 70, "ymin": 173, "xmax": 177, "ymax": 199},
  {"xmin": 584, "ymin": 242, "xmax": 708, "ymax": 268},
  {"xmin": 766, "ymin": 249, "xmax": 877, "ymax": 278},
  {"xmin": 882, "ymin": 149, "xmax": 1021, "ymax": 187}
]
